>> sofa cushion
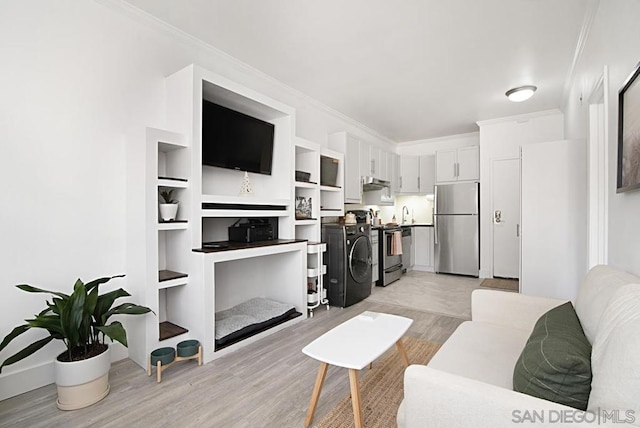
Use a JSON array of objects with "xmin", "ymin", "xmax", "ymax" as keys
[
  {"xmin": 428, "ymin": 321, "xmax": 529, "ymax": 389},
  {"xmin": 513, "ymin": 302, "xmax": 591, "ymax": 410},
  {"xmin": 575, "ymin": 265, "xmax": 640, "ymax": 344},
  {"xmin": 588, "ymin": 283, "xmax": 640, "ymax": 417}
]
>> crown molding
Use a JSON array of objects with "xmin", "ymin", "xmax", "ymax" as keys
[
  {"xmin": 397, "ymin": 131, "xmax": 480, "ymax": 147},
  {"xmin": 94, "ymin": 0, "xmax": 396, "ymax": 145},
  {"xmin": 476, "ymin": 109, "xmax": 563, "ymax": 127}
]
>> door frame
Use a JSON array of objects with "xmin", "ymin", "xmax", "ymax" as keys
[
  {"xmin": 490, "ymin": 156, "xmax": 521, "ymax": 279},
  {"xmin": 587, "ymin": 66, "xmax": 609, "ymax": 268}
]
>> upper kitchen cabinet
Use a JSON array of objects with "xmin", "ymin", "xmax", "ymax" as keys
[
  {"xmin": 329, "ymin": 131, "xmax": 362, "ymax": 203},
  {"xmin": 390, "ymin": 153, "xmax": 400, "ymax": 194},
  {"xmin": 399, "ymin": 155, "xmax": 420, "ymax": 193},
  {"xmin": 435, "ymin": 146, "xmax": 479, "ymax": 183},
  {"xmin": 398, "ymin": 155, "xmax": 435, "ymax": 194},
  {"xmin": 419, "ymin": 155, "xmax": 435, "ymax": 194},
  {"xmin": 360, "ymin": 141, "xmax": 388, "ymax": 181}
]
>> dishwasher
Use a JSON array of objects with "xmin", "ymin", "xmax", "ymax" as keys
[{"xmin": 401, "ymin": 226, "xmax": 412, "ymax": 273}]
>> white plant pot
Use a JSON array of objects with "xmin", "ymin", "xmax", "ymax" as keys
[
  {"xmin": 159, "ymin": 203, "xmax": 179, "ymax": 221},
  {"xmin": 54, "ymin": 346, "xmax": 111, "ymax": 411}
]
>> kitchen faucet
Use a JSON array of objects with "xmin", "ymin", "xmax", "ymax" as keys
[{"xmin": 402, "ymin": 206, "xmax": 410, "ymax": 224}]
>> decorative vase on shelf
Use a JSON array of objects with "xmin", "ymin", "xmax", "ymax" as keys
[
  {"xmin": 239, "ymin": 171, "xmax": 253, "ymax": 196},
  {"xmin": 159, "ymin": 203, "xmax": 179, "ymax": 221}
]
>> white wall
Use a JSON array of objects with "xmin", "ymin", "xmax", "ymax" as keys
[
  {"xmin": 477, "ymin": 110, "xmax": 565, "ymax": 278},
  {"xmin": 563, "ymin": 0, "xmax": 640, "ymax": 276},
  {"xmin": 0, "ymin": 0, "xmax": 394, "ymax": 399}
]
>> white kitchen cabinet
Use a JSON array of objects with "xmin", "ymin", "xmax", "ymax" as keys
[
  {"xmin": 399, "ymin": 155, "xmax": 420, "ymax": 193},
  {"xmin": 436, "ymin": 146, "xmax": 479, "ymax": 183},
  {"xmin": 419, "ymin": 155, "xmax": 435, "ymax": 194},
  {"xmin": 457, "ymin": 146, "xmax": 480, "ymax": 181},
  {"xmin": 390, "ymin": 153, "xmax": 400, "ymax": 193},
  {"xmin": 379, "ymin": 150, "xmax": 389, "ymax": 181},
  {"xmin": 359, "ymin": 141, "xmax": 384, "ymax": 180},
  {"xmin": 359, "ymin": 140, "xmax": 371, "ymax": 178},
  {"xmin": 399, "ymin": 155, "xmax": 434, "ymax": 194},
  {"xmin": 413, "ymin": 227, "xmax": 434, "ymax": 271},
  {"xmin": 329, "ymin": 132, "xmax": 362, "ymax": 203}
]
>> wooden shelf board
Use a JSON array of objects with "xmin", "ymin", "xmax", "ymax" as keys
[
  {"xmin": 159, "ymin": 321, "xmax": 188, "ymax": 341},
  {"xmin": 159, "ymin": 270, "xmax": 188, "ymax": 282}
]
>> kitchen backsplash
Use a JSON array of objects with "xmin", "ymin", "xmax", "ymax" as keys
[{"xmin": 345, "ymin": 194, "xmax": 434, "ymax": 224}]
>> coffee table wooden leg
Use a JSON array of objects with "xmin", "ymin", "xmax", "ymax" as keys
[
  {"xmin": 305, "ymin": 362, "xmax": 328, "ymax": 428},
  {"xmin": 396, "ymin": 338, "xmax": 410, "ymax": 368},
  {"xmin": 348, "ymin": 369, "xmax": 363, "ymax": 428}
]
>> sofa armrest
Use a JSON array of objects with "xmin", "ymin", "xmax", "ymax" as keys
[
  {"xmin": 472, "ymin": 289, "xmax": 567, "ymax": 332},
  {"xmin": 401, "ymin": 365, "xmax": 607, "ymax": 428}
]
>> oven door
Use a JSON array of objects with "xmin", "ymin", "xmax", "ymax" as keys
[{"xmin": 383, "ymin": 229, "xmax": 402, "ymax": 269}]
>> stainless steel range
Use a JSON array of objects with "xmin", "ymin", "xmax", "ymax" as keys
[{"xmin": 379, "ymin": 225, "xmax": 403, "ymax": 286}]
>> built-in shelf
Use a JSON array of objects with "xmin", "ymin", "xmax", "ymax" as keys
[
  {"xmin": 320, "ymin": 185, "xmax": 342, "ymax": 192},
  {"xmin": 158, "ymin": 177, "xmax": 188, "ymax": 188},
  {"xmin": 158, "ymin": 221, "xmax": 188, "ymax": 230},
  {"xmin": 158, "ymin": 270, "xmax": 188, "ymax": 289},
  {"xmin": 295, "ymin": 181, "xmax": 316, "ymax": 189},
  {"xmin": 295, "ymin": 219, "xmax": 317, "ymax": 226},
  {"xmin": 159, "ymin": 321, "xmax": 189, "ymax": 341}
]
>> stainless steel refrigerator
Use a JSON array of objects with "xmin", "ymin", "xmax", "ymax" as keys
[{"xmin": 434, "ymin": 182, "xmax": 479, "ymax": 276}]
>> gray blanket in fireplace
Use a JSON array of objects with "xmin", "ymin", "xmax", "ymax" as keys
[{"xmin": 215, "ymin": 297, "xmax": 295, "ymax": 341}]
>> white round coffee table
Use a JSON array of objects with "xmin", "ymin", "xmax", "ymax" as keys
[{"xmin": 302, "ymin": 311, "xmax": 413, "ymax": 428}]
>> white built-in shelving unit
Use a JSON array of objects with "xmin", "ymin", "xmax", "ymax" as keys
[
  {"xmin": 292, "ymin": 138, "xmax": 342, "ymax": 315},
  {"xmin": 129, "ymin": 64, "xmax": 309, "ymax": 367},
  {"xmin": 139, "ymin": 127, "xmax": 194, "ymax": 365}
]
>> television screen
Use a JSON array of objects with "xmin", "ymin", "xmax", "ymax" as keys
[{"xmin": 202, "ymin": 100, "xmax": 275, "ymax": 175}]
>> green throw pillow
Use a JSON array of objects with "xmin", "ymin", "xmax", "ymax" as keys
[{"xmin": 513, "ymin": 302, "xmax": 592, "ymax": 410}]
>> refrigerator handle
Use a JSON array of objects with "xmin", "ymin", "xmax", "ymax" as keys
[{"xmin": 434, "ymin": 215, "xmax": 438, "ymax": 245}]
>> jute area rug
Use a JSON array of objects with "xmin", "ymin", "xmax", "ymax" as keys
[
  {"xmin": 315, "ymin": 337, "xmax": 441, "ymax": 428},
  {"xmin": 480, "ymin": 278, "xmax": 519, "ymax": 292}
]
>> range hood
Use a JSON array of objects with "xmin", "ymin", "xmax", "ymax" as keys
[{"xmin": 362, "ymin": 176, "xmax": 390, "ymax": 191}]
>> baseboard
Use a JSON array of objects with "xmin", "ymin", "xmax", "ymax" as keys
[
  {"xmin": 0, "ymin": 361, "xmax": 55, "ymax": 401},
  {"xmin": 412, "ymin": 265, "xmax": 435, "ymax": 272}
]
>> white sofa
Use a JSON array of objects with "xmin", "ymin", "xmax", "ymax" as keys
[{"xmin": 398, "ymin": 265, "xmax": 640, "ymax": 427}]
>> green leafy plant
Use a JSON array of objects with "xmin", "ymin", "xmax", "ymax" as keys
[
  {"xmin": 0, "ymin": 275, "xmax": 152, "ymax": 371},
  {"xmin": 159, "ymin": 188, "xmax": 178, "ymax": 204}
]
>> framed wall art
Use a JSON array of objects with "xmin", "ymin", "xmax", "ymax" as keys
[{"xmin": 617, "ymin": 61, "xmax": 640, "ymax": 193}]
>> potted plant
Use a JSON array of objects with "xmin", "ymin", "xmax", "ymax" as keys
[
  {"xmin": 159, "ymin": 188, "xmax": 179, "ymax": 221},
  {"xmin": 0, "ymin": 275, "xmax": 152, "ymax": 410}
]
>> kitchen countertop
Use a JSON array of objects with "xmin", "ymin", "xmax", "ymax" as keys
[{"xmin": 400, "ymin": 223, "xmax": 434, "ymax": 227}]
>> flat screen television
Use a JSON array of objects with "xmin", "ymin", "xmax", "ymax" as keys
[{"xmin": 202, "ymin": 100, "xmax": 275, "ymax": 175}]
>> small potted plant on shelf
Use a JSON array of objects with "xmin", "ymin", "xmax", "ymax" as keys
[
  {"xmin": 0, "ymin": 275, "xmax": 152, "ymax": 410},
  {"xmin": 159, "ymin": 188, "xmax": 179, "ymax": 221}
]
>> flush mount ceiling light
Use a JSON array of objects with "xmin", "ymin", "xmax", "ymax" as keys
[{"xmin": 505, "ymin": 85, "xmax": 537, "ymax": 102}]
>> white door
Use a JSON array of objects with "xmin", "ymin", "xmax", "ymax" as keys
[{"xmin": 492, "ymin": 158, "xmax": 520, "ymax": 279}]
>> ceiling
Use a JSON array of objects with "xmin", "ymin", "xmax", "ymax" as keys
[{"xmin": 125, "ymin": 0, "xmax": 589, "ymax": 142}]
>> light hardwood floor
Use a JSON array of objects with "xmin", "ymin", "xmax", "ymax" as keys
[{"xmin": 0, "ymin": 277, "xmax": 466, "ymax": 428}]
